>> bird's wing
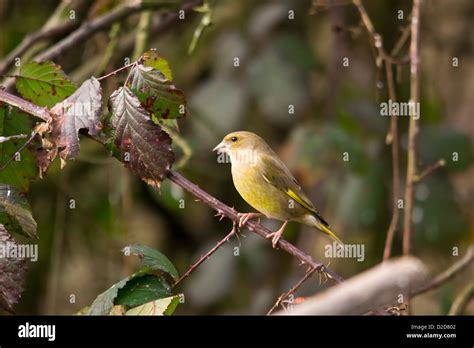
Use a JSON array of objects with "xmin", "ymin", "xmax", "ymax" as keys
[{"xmin": 260, "ymin": 154, "xmax": 329, "ymax": 227}]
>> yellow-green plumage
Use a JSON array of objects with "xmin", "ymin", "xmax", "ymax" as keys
[{"xmin": 213, "ymin": 131, "xmax": 343, "ymax": 246}]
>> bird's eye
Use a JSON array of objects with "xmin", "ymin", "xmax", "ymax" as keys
[{"xmin": 231, "ymin": 136, "xmax": 238, "ymax": 142}]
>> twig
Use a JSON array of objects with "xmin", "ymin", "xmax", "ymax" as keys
[
  {"xmin": 35, "ymin": 1, "xmax": 177, "ymax": 63},
  {"xmin": 96, "ymin": 61, "xmax": 138, "ymax": 82},
  {"xmin": 411, "ymin": 245, "xmax": 474, "ymax": 297},
  {"xmin": 448, "ymin": 282, "xmax": 474, "ymax": 315},
  {"xmin": 352, "ymin": 0, "xmax": 408, "ymax": 261},
  {"xmin": 172, "ymin": 221, "xmax": 237, "ymax": 288},
  {"xmin": 391, "ymin": 24, "xmax": 411, "ymax": 58},
  {"xmin": 352, "ymin": 0, "xmax": 405, "ymax": 67},
  {"xmin": 403, "ymin": 0, "xmax": 423, "ymax": 256},
  {"xmin": 0, "ymin": 0, "xmax": 90, "ymax": 77},
  {"xmin": 383, "ymin": 63, "xmax": 401, "ymax": 261},
  {"xmin": 267, "ymin": 266, "xmax": 318, "ymax": 315},
  {"xmin": 0, "ymin": 89, "xmax": 51, "ymax": 122},
  {"xmin": 0, "ymin": 134, "xmax": 27, "ymax": 143},
  {"xmin": 0, "ymin": 21, "xmax": 77, "ymax": 77},
  {"xmin": 414, "ymin": 159, "xmax": 445, "ymax": 182},
  {"xmin": 70, "ymin": 0, "xmax": 204, "ymax": 83},
  {"xmin": 167, "ymin": 170, "xmax": 344, "ymax": 283},
  {"xmin": 0, "ymin": 131, "xmax": 37, "ymax": 172}
]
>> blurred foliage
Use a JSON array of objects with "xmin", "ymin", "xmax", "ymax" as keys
[{"xmin": 0, "ymin": 0, "xmax": 472, "ymax": 315}]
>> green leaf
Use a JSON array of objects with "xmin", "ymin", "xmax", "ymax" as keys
[
  {"xmin": 50, "ymin": 77, "xmax": 103, "ymax": 163},
  {"xmin": 114, "ymin": 274, "xmax": 171, "ymax": 308},
  {"xmin": 86, "ymin": 268, "xmax": 148, "ymax": 315},
  {"xmin": 0, "ymin": 107, "xmax": 38, "ymax": 192},
  {"xmin": 0, "ymin": 223, "xmax": 28, "ymax": 312},
  {"xmin": 107, "ymin": 86, "xmax": 174, "ymax": 187},
  {"xmin": 87, "ymin": 245, "xmax": 177, "ymax": 315},
  {"xmin": 125, "ymin": 295, "xmax": 181, "ymax": 315},
  {"xmin": 0, "ymin": 185, "xmax": 37, "ymax": 238},
  {"xmin": 125, "ymin": 244, "xmax": 179, "ymax": 281},
  {"xmin": 15, "ymin": 61, "xmax": 77, "ymax": 108},
  {"xmin": 128, "ymin": 64, "xmax": 186, "ymax": 120},
  {"xmin": 142, "ymin": 49, "xmax": 173, "ymax": 81}
]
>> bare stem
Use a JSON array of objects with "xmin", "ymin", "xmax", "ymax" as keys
[
  {"xmin": 383, "ymin": 63, "xmax": 401, "ymax": 261},
  {"xmin": 403, "ymin": 0, "xmax": 423, "ymax": 256},
  {"xmin": 172, "ymin": 221, "xmax": 237, "ymax": 288},
  {"xmin": 267, "ymin": 266, "xmax": 318, "ymax": 315},
  {"xmin": 96, "ymin": 61, "xmax": 137, "ymax": 81},
  {"xmin": 448, "ymin": 282, "xmax": 474, "ymax": 315},
  {"xmin": 414, "ymin": 159, "xmax": 445, "ymax": 182},
  {"xmin": 0, "ymin": 89, "xmax": 51, "ymax": 122},
  {"xmin": 411, "ymin": 245, "xmax": 474, "ymax": 297}
]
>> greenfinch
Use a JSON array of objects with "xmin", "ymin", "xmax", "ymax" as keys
[{"xmin": 213, "ymin": 131, "xmax": 343, "ymax": 248}]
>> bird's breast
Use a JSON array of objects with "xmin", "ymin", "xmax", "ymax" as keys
[{"xmin": 230, "ymin": 161, "xmax": 305, "ymax": 220}]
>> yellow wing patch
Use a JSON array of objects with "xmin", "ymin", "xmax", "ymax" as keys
[{"xmin": 286, "ymin": 188, "xmax": 315, "ymax": 214}]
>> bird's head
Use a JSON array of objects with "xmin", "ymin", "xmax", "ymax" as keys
[{"xmin": 213, "ymin": 131, "xmax": 268, "ymax": 164}]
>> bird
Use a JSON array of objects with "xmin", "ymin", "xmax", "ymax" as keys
[{"xmin": 213, "ymin": 131, "xmax": 343, "ymax": 248}]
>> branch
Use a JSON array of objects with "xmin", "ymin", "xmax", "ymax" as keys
[
  {"xmin": 96, "ymin": 61, "xmax": 138, "ymax": 81},
  {"xmin": 403, "ymin": 0, "xmax": 423, "ymax": 256},
  {"xmin": 34, "ymin": 1, "xmax": 178, "ymax": 63},
  {"xmin": 0, "ymin": 0, "xmax": 91, "ymax": 77},
  {"xmin": 414, "ymin": 159, "xmax": 445, "ymax": 182},
  {"xmin": 352, "ymin": 1, "xmax": 410, "ymax": 261},
  {"xmin": 172, "ymin": 221, "xmax": 237, "ymax": 288},
  {"xmin": 448, "ymin": 282, "xmax": 474, "ymax": 315},
  {"xmin": 267, "ymin": 266, "xmax": 318, "ymax": 315},
  {"xmin": 277, "ymin": 256, "xmax": 427, "ymax": 315},
  {"xmin": 71, "ymin": 0, "xmax": 203, "ymax": 82},
  {"xmin": 0, "ymin": 134, "xmax": 27, "ymax": 143},
  {"xmin": 167, "ymin": 170, "xmax": 344, "ymax": 284},
  {"xmin": 383, "ymin": 63, "xmax": 401, "ymax": 261},
  {"xmin": 0, "ymin": 131, "xmax": 37, "ymax": 172},
  {"xmin": 0, "ymin": 21, "xmax": 77, "ymax": 76},
  {"xmin": 0, "ymin": 89, "xmax": 51, "ymax": 122},
  {"xmin": 411, "ymin": 245, "xmax": 474, "ymax": 297}
]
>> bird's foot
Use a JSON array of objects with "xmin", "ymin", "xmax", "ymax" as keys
[
  {"xmin": 265, "ymin": 231, "xmax": 283, "ymax": 248},
  {"xmin": 237, "ymin": 212, "xmax": 263, "ymax": 228},
  {"xmin": 265, "ymin": 220, "xmax": 288, "ymax": 248}
]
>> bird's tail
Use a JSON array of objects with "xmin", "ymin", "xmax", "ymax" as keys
[{"xmin": 314, "ymin": 220, "xmax": 344, "ymax": 246}]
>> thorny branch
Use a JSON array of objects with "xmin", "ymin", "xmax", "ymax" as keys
[
  {"xmin": 172, "ymin": 221, "xmax": 238, "ymax": 288},
  {"xmin": 167, "ymin": 170, "xmax": 345, "ymax": 284},
  {"xmin": 267, "ymin": 266, "xmax": 319, "ymax": 315}
]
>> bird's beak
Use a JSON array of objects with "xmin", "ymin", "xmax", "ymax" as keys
[{"xmin": 212, "ymin": 140, "xmax": 226, "ymax": 153}]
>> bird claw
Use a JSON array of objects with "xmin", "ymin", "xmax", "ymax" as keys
[
  {"xmin": 237, "ymin": 212, "xmax": 262, "ymax": 228},
  {"xmin": 265, "ymin": 231, "xmax": 282, "ymax": 248}
]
